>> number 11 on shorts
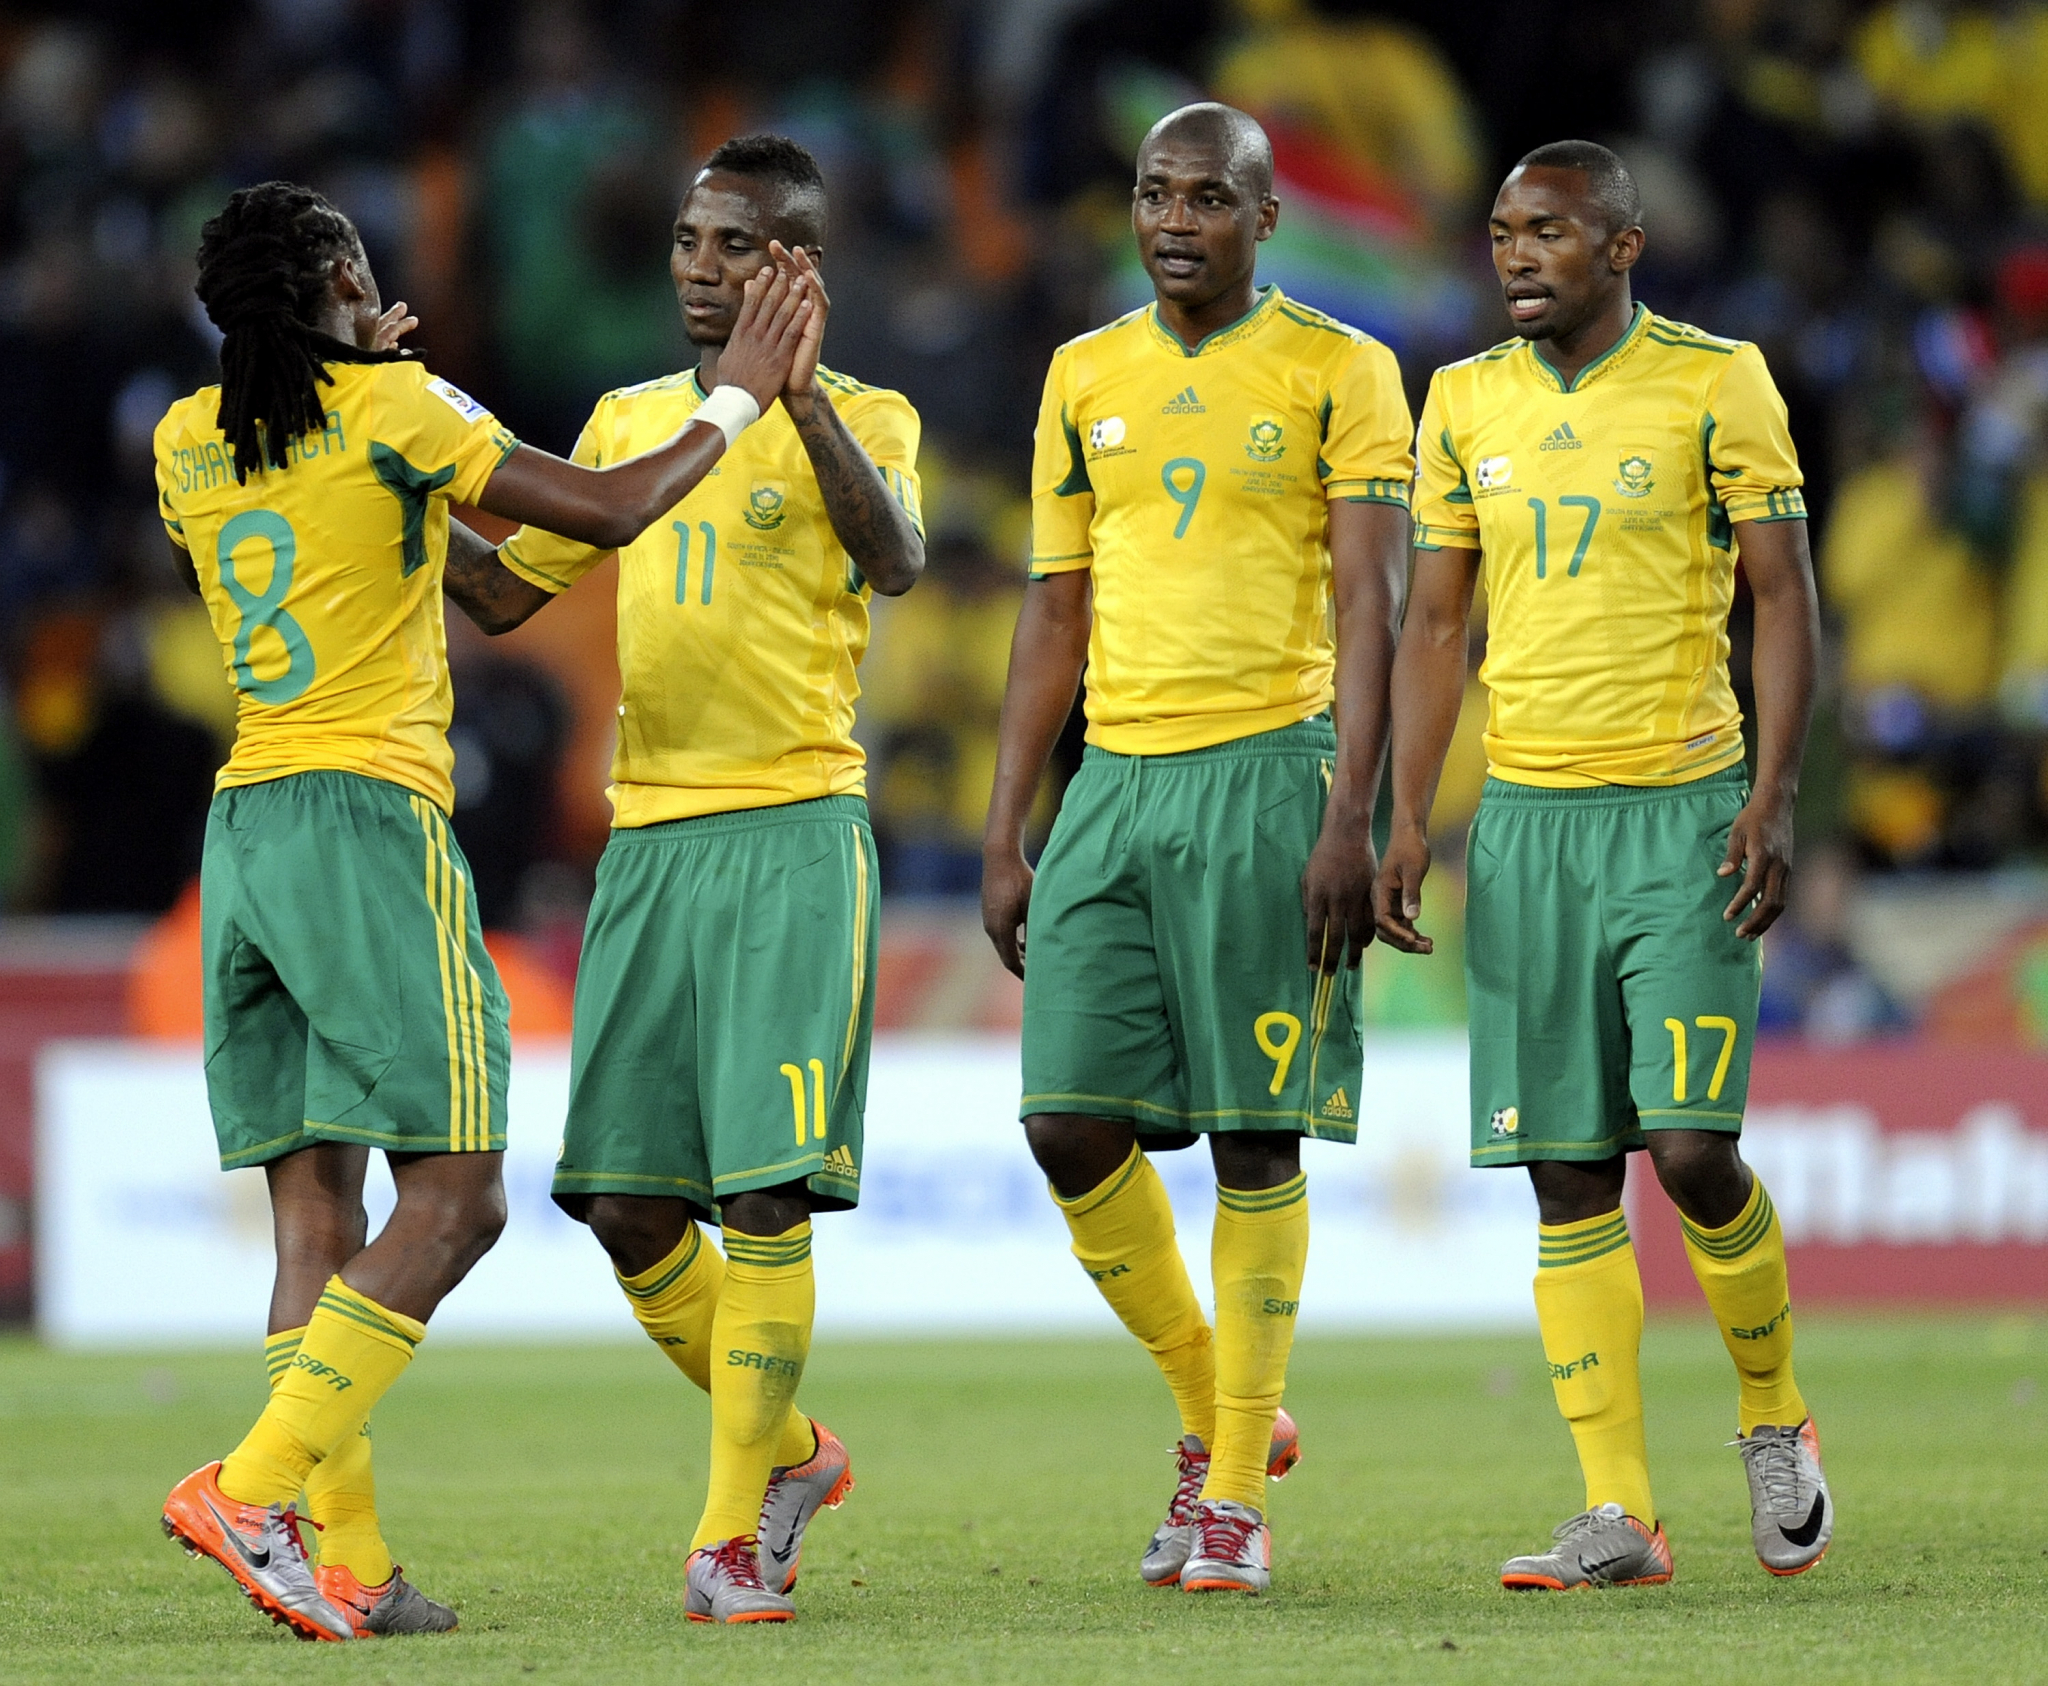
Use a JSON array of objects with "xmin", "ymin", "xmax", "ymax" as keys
[{"xmin": 781, "ymin": 1058, "xmax": 827, "ymax": 1144}]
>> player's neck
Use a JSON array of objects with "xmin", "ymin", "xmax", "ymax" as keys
[
  {"xmin": 695, "ymin": 344, "xmax": 725, "ymax": 389},
  {"xmin": 1154, "ymin": 277, "xmax": 1261, "ymax": 352},
  {"xmin": 1535, "ymin": 290, "xmax": 1637, "ymax": 387}
]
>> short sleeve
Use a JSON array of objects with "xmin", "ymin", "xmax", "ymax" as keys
[
  {"xmin": 1321, "ymin": 337, "xmax": 1415, "ymax": 506},
  {"xmin": 498, "ymin": 400, "xmax": 615, "ymax": 594},
  {"xmin": 152, "ymin": 416, "xmax": 188, "ymax": 552},
  {"xmin": 841, "ymin": 386, "xmax": 926, "ymax": 539},
  {"xmin": 375, "ymin": 362, "xmax": 520, "ymax": 508},
  {"xmin": 1411, "ymin": 372, "xmax": 1479, "ymax": 550},
  {"xmin": 1028, "ymin": 351, "xmax": 1093, "ymax": 576},
  {"xmin": 1707, "ymin": 343, "xmax": 1806, "ymax": 524}
]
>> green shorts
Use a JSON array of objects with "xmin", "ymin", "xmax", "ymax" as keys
[
  {"xmin": 1020, "ymin": 717, "xmax": 1363, "ymax": 1142},
  {"xmin": 1464, "ymin": 767, "xmax": 1762, "ymax": 1166},
  {"xmin": 202, "ymin": 771, "xmax": 509, "ymax": 1169},
  {"xmin": 551, "ymin": 796, "xmax": 877, "ymax": 1221}
]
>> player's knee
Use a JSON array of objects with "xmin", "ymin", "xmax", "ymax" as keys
[
  {"xmin": 1645, "ymin": 1131, "xmax": 1748, "ymax": 1220},
  {"xmin": 1024, "ymin": 1114, "xmax": 1135, "ymax": 1201}
]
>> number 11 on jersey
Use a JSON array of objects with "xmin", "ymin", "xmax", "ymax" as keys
[{"xmin": 673, "ymin": 520, "xmax": 716, "ymax": 605}]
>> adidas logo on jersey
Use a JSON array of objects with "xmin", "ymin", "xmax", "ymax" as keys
[
  {"xmin": 821, "ymin": 1145, "xmax": 859, "ymax": 1181},
  {"xmin": 1161, "ymin": 385, "xmax": 1205, "ymax": 414},
  {"xmin": 1538, "ymin": 422, "xmax": 1584, "ymax": 451},
  {"xmin": 1319, "ymin": 1087, "xmax": 1355, "ymax": 1121}
]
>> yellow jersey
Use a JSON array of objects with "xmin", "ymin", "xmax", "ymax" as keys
[
  {"xmin": 154, "ymin": 359, "xmax": 519, "ymax": 810},
  {"xmin": 1030, "ymin": 284, "xmax": 1414, "ymax": 755},
  {"xmin": 1412, "ymin": 304, "xmax": 1806, "ymax": 787},
  {"xmin": 500, "ymin": 367, "xmax": 922, "ymax": 826}
]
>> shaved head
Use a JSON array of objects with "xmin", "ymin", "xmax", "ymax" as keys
[{"xmin": 1138, "ymin": 102, "xmax": 1274, "ymax": 201}]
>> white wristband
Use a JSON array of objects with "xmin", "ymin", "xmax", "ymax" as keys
[{"xmin": 693, "ymin": 385, "xmax": 761, "ymax": 450}]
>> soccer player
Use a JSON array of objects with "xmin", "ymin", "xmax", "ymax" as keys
[
  {"xmin": 155, "ymin": 180, "xmax": 811, "ymax": 1641},
  {"xmin": 439, "ymin": 135, "xmax": 923, "ymax": 1625},
  {"xmin": 981, "ymin": 104, "xmax": 1412, "ymax": 1595},
  {"xmin": 1376, "ymin": 141, "xmax": 1833, "ymax": 1589}
]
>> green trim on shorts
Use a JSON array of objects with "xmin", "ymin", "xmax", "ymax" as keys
[
  {"xmin": 1020, "ymin": 716, "xmax": 1364, "ymax": 1145},
  {"xmin": 202, "ymin": 771, "xmax": 509, "ymax": 1170},
  {"xmin": 1465, "ymin": 766, "xmax": 1759, "ymax": 1167},
  {"xmin": 553, "ymin": 794, "xmax": 876, "ymax": 1221}
]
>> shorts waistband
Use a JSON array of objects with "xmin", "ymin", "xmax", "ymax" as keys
[
  {"xmin": 1480, "ymin": 765, "xmax": 1748, "ymax": 806},
  {"xmin": 608, "ymin": 794, "xmax": 871, "ymax": 844},
  {"xmin": 1081, "ymin": 714, "xmax": 1335, "ymax": 770}
]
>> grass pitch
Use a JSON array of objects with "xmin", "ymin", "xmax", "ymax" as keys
[{"xmin": 0, "ymin": 1316, "xmax": 2040, "ymax": 1684}]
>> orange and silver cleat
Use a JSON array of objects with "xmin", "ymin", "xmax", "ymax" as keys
[
  {"xmin": 1141, "ymin": 1406, "xmax": 1301, "ymax": 1586},
  {"xmin": 1499, "ymin": 1503, "xmax": 1674, "ymax": 1590},
  {"xmin": 685, "ymin": 1535, "xmax": 795, "ymax": 1623},
  {"xmin": 757, "ymin": 1417, "xmax": 855, "ymax": 1594},
  {"xmin": 315, "ymin": 1563, "xmax": 459, "ymax": 1636},
  {"xmin": 161, "ymin": 1461, "xmax": 353, "ymax": 1641}
]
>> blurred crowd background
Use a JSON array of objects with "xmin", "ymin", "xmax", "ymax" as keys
[{"xmin": 4, "ymin": 0, "xmax": 2048, "ymax": 1044}]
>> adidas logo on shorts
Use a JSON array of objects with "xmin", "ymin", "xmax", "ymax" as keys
[
  {"xmin": 1319, "ymin": 1087, "xmax": 1354, "ymax": 1121},
  {"xmin": 821, "ymin": 1144, "xmax": 859, "ymax": 1181}
]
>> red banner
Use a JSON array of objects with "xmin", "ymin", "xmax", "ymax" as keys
[{"xmin": 1631, "ymin": 1043, "xmax": 2048, "ymax": 1305}]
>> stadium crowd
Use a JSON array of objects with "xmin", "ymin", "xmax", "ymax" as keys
[{"xmin": 2, "ymin": 0, "xmax": 2047, "ymax": 1040}]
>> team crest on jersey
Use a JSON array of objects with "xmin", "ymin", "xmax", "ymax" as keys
[
  {"xmin": 1476, "ymin": 454, "xmax": 1513, "ymax": 491},
  {"xmin": 1245, "ymin": 418, "xmax": 1285, "ymax": 462},
  {"xmin": 1489, "ymin": 1105, "xmax": 1520, "ymax": 1137},
  {"xmin": 744, "ymin": 483, "xmax": 788, "ymax": 530},
  {"xmin": 1614, "ymin": 454, "xmax": 1654, "ymax": 498},
  {"xmin": 1089, "ymin": 416, "xmax": 1127, "ymax": 450}
]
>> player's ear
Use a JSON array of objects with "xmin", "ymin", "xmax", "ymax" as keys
[
  {"xmin": 1609, "ymin": 224, "xmax": 1645, "ymax": 276},
  {"xmin": 1256, "ymin": 195, "xmax": 1279, "ymax": 242},
  {"xmin": 331, "ymin": 251, "xmax": 369, "ymax": 304}
]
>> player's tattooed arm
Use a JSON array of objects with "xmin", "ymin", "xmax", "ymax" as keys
[
  {"xmin": 443, "ymin": 516, "xmax": 556, "ymax": 635},
  {"xmin": 779, "ymin": 246, "xmax": 924, "ymax": 596},
  {"xmin": 1373, "ymin": 543, "xmax": 1481, "ymax": 955},
  {"xmin": 1302, "ymin": 499, "xmax": 1408, "ymax": 972},
  {"xmin": 1719, "ymin": 516, "xmax": 1818, "ymax": 939}
]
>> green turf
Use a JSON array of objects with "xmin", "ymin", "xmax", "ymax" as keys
[{"xmin": 0, "ymin": 1316, "xmax": 2041, "ymax": 1683}]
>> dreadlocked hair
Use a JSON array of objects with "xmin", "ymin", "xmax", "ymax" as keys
[{"xmin": 195, "ymin": 181, "xmax": 409, "ymax": 482}]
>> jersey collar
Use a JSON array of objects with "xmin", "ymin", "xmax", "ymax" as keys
[
  {"xmin": 1528, "ymin": 301, "xmax": 1649, "ymax": 394},
  {"xmin": 1145, "ymin": 283, "xmax": 1282, "ymax": 358}
]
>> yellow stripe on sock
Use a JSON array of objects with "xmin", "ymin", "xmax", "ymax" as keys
[
  {"xmin": 724, "ymin": 1231, "xmax": 812, "ymax": 1268},
  {"xmin": 838, "ymin": 824, "xmax": 869, "ymax": 1092},
  {"xmin": 1680, "ymin": 1184, "xmax": 1776, "ymax": 1261},
  {"xmin": 1052, "ymin": 1144, "xmax": 1147, "ymax": 1217},
  {"xmin": 1538, "ymin": 1211, "xmax": 1633, "ymax": 1269},
  {"xmin": 412, "ymin": 796, "xmax": 465, "ymax": 1152},
  {"xmin": 1216, "ymin": 1173, "xmax": 1308, "ymax": 1216},
  {"xmin": 316, "ymin": 1284, "xmax": 423, "ymax": 1350},
  {"xmin": 617, "ymin": 1224, "xmax": 703, "ymax": 1300}
]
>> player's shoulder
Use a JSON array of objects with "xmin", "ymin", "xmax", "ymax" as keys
[
  {"xmin": 155, "ymin": 384, "xmax": 221, "ymax": 443},
  {"xmin": 1641, "ymin": 311, "xmax": 1749, "ymax": 358},
  {"xmin": 1269, "ymin": 293, "xmax": 1373, "ymax": 350},
  {"xmin": 1051, "ymin": 305, "xmax": 1152, "ymax": 367},
  {"xmin": 597, "ymin": 368, "xmax": 699, "ymax": 409},
  {"xmin": 815, "ymin": 363, "xmax": 917, "ymax": 415},
  {"xmin": 1425, "ymin": 338, "xmax": 1524, "ymax": 413}
]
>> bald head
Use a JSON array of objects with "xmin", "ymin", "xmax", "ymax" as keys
[{"xmin": 1138, "ymin": 102, "xmax": 1274, "ymax": 202}]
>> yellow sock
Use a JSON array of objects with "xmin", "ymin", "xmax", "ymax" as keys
[
  {"xmin": 617, "ymin": 1222, "xmax": 815, "ymax": 1468},
  {"xmin": 691, "ymin": 1222, "xmax": 814, "ymax": 1550},
  {"xmin": 1201, "ymin": 1173, "xmax": 1309, "ymax": 1510},
  {"xmin": 1534, "ymin": 1211, "xmax": 1653, "ymax": 1522},
  {"xmin": 1053, "ymin": 1146, "xmax": 1216, "ymax": 1445},
  {"xmin": 265, "ymin": 1327, "xmax": 393, "ymax": 1587},
  {"xmin": 1680, "ymin": 1176, "xmax": 1807, "ymax": 1434},
  {"xmin": 219, "ymin": 1278, "xmax": 423, "ymax": 1508}
]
